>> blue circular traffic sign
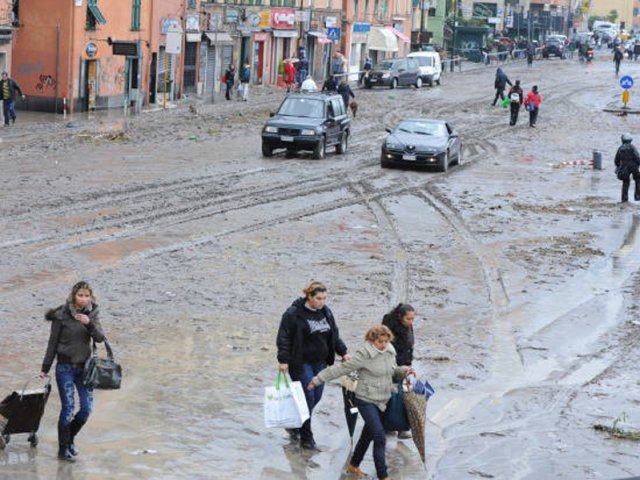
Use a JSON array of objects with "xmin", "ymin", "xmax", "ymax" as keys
[{"xmin": 620, "ymin": 75, "xmax": 634, "ymax": 89}]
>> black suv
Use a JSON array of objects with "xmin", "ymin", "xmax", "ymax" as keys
[{"xmin": 261, "ymin": 93, "xmax": 351, "ymax": 159}]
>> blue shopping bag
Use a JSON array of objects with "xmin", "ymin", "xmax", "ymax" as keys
[{"xmin": 383, "ymin": 383, "xmax": 410, "ymax": 432}]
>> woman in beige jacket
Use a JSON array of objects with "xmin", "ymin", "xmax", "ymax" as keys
[{"xmin": 309, "ymin": 325, "xmax": 411, "ymax": 480}]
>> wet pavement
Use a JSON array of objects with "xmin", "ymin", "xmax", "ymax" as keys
[{"xmin": 1, "ymin": 53, "xmax": 640, "ymax": 479}]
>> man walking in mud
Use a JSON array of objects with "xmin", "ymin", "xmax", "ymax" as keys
[
  {"xmin": 491, "ymin": 68, "xmax": 512, "ymax": 106},
  {"xmin": 0, "ymin": 72, "xmax": 25, "ymax": 127},
  {"xmin": 614, "ymin": 134, "xmax": 640, "ymax": 203}
]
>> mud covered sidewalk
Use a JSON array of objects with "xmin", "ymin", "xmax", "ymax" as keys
[{"xmin": 0, "ymin": 55, "xmax": 639, "ymax": 480}]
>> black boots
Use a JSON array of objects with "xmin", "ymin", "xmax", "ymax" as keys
[
  {"xmin": 299, "ymin": 420, "xmax": 319, "ymax": 451},
  {"xmin": 68, "ymin": 417, "xmax": 86, "ymax": 456},
  {"xmin": 57, "ymin": 423, "xmax": 75, "ymax": 462}
]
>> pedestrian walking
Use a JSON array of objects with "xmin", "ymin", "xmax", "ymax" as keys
[
  {"xmin": 526, "ymin": 44, "xmax": 535, "ymax": 67},
  {"xmin": 525, "ymin": 85, "xmax": 542, "ymax": 128},
  {"xmin": 308, "ymin": 325, "xmax": 412, "ymax": 480},
  {"xmin": 276, "ymin": 282, "xmax": 351, "ymax": 450},
  {"xmin": 297, "ymin": 56, "xmax": 309, "ymax": 87},
  {"xmin": 507, "ymin": 80, "xmax": 524, "ymax": 126},
  {"xmin": 223, "ymin": 64, "xmax": 235, "ymax": 101},
  {"xmin": 337, "ymin": 80, "xmax": 355, "ymax": 113},
  {"xmin": 614, "ymin": 46, "xmax": 624, "ymax": 76},
  {"xmin": 359, "ymin": 56, "xmax": 372, "ymax": 86},
  {"xmin": 40, "ymin": 281, "xmax": 105, "ymax": 462},
  {"xmin": 239, "ymin": 62, "xmax": 250, "ymax": 101},
  {"xmin": 491, "ymin": 68, "xmax": 512, "ymax": 106},
  {"xmin": 614, "ymin": 133, "xmax": 640, "ymax": 203},
  {"xmin": 284, "ymin": 59, "xmax": 296, "ymax": 93},
  {"xmin": 0, "ymin": 72, "xmax": 25, "ymax": 127},
  {"xmin": 382, "ymin": 303, "xmax": 416, "ymax": 440}
]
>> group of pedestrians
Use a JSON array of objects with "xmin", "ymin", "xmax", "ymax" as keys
[
  {"xmin": 223, "ymin": 62, "xmax": 251, "ymax": 101},
  {"xmin": 276, "ymin": 282, "xmax": 418, "ymax": 480},
  {"xmin": 492, "ymin": 68, "xmax": 543, "ymax": 128}
]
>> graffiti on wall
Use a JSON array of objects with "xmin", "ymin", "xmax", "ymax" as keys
[{"xmin": 35, "ymin": 74, "xmax": 57, "ymax": 91}]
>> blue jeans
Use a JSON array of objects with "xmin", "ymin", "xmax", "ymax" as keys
[
  {"xmin": 351, "ymin": 399, "xmax": 388, "ymax": 479},
  {"xmin": 2, "ymin": 99, "xmax": 16, "ymax": 125},
  {"xmin": 55, "ymin": 363, "xmax": 93, "ymax": 426},
  {"xmin": 290, "ymin": 361, "xmax": 326, "ymax": 438}
]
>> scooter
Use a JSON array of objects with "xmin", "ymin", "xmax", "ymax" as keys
[{"xmin": 586, "ymin": 48, "xmax": 594, "ymax": 63}]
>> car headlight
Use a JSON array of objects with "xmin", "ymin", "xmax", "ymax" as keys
[
  {"xmin": 264, "ymin": 126, "xmax": 277, "ymax": 133},
  {"xmin": 385, "ymin": 142, "xmax": 403, "ymax": 150},
  {"xmin": 382, "ymin": 73, "xmax": 391, "ymax": 79},
  {"xmin": 300, "ymin": 129, "xmax": 316, "ymax": 136}
]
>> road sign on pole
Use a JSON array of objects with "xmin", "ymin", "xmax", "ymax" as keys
[
  {"xmin": 327, "ymin": 27, "xmax": 340, "ymax": 41},
  {"xmin": 620, "ymin": 75, "xmax": 634, "ymax": 90}
]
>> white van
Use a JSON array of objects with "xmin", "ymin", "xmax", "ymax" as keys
[{"xmin": 407, "ymin": 51, "xmax": 442, "ymax": 87}]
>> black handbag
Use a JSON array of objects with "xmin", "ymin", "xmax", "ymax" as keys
[{"xmin": 83, "ymin": 339, "xmax": 122, "ymax": 390}]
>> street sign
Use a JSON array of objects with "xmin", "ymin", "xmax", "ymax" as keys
[
  {"xmin": 166, "ymin": 24, "xmax": 183, "ymax": 55},
  {"xmin": 327, "ymin": 27, "xmax": 340, "ymax": 41},
  {"xmin": 620, "ymin": 75, "xmax": 634, "ymax": 89}
]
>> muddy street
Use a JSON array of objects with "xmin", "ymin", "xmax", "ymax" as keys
[{"xmin": 1, "ymin": 54, "xmax": 640, "ymax": 480}]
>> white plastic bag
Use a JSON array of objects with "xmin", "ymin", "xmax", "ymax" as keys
[{"xmin": 264, "ymin": 372, "xmax": 310, "ymax": 429}]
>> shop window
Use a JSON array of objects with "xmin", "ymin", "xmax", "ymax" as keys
[{"xmin": 86, "ymin": 0, "xmax": 107, "ymax": 31}]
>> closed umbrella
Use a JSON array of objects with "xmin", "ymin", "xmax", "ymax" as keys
[
  {"xmin": 403, "ymin": 377, "xmax": 434, "ymax": 465},
  {"xmin": 340, "ymin": 374, "xmax": 358, "ymax": 441}
]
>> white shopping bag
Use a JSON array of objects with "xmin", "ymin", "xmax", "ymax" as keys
[{"xmin": 264, "ymin": 372, "xmax": 310, "ymax": 429}]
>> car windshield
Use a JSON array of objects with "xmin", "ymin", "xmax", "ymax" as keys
[
  {"xmin": 277, "ymin": 98, "xmax": 324, "ymax": 118},
  {"xmin": 414, "ymin": 57, "xmax": 433, "ymax": 67},
  {"xmin": 378, "ymin": 61, "xmax": 394, "ymax": 70},
  {"xmin": 396, "ymin": 121, "xmax": 447, "ymax": 136}
]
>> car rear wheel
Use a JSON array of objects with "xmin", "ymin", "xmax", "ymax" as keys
[
  {"xmin": 415, "ymin": 77, "xmax": 423, "ymax": 88},
  {"xmin": 390, "ymin": 78, "xmax": 398, "ymax": 89},
  {"xmin": 262, "ymin": 143, "xmax": 274, "ymax": 157},
  {"xmin": 313, "ymin": 137, "xmax": 326, "ymax": 160},
  {"xmin": 438, "ymin": 151, "xmax": 449, "ymax": 172},
  {"xmin": 336, "ymin": 132, "xmax": 348, "ymax": 154}
]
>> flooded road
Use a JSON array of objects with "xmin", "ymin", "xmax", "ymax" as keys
[{"xmin": 1, "ymin": 54, "xmax": 640, "ymax": 479}]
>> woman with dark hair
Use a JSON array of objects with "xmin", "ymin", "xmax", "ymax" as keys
[
  {"xmin": 276, "ymin": 281, "xmax": 351, "ymax": 450},
  {"xmin": 382, "ymin": 303, "xmax": 416, "ymax": 439},
  {"xmin": 40, "ymin": 281, "xmax": 105, "ymax": 462}
]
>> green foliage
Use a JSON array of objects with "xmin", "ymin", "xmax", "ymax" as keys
[
  {"xmin": 588, "ymin": 16, "xmax": 603, "ymax": 30},
  {"xmin": 607, "ymin": 9, "xmax": 619, "ymax": 23}
]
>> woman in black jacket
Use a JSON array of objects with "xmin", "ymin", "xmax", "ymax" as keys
[
  {"xmin": 40, "ymin": 281, "xmax": 105, "ymax": 462},
  {"xmin": 276, "ymin": 281, "xmax": 350, "ymax": 450},
  {"xmin": 382, "ymin": 303, "xmax": 416, "ymax": 439}
]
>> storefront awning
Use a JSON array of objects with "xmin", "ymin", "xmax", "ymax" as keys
[
  {"xmin": 273, "ymin": 30, "xmax": 299, "ymax": 38},
  {"xmin": 204, "ymin": 32, "xmax": 234, "ymax": 44},
  {"xmin": 186, "ymin": 33, "xmax": 201, "ymax": 42},
  {"xmin": 307, "ymin": 31, "xmax": 327, "ymax": 38},
  {"xmin": 368, "ymin": 27, "xmax": 398, "ymax": 52},
  {"xmin": 386, "ymin": 26, "xmax": 410, "ymax": 44}
]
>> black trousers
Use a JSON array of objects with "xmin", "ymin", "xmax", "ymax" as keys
[
  {"xmin": 621, "ymin": 170, "xmax": 640, "ymax": 201},
  {"xmin": 510, "ymin": 102, "xmax": 520, "ymax": 125},
  {"xmin": 492, "ymin": 89, "xmax": 505, "ymax": 106},
  {"xmin": 529, "ymin": 107, "xmax": 539, "ymax": 126}
]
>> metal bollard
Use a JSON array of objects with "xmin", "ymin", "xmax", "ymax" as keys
[{"xmin": 592, "ymin": 150, "xmax": 603, "ymax": 170}]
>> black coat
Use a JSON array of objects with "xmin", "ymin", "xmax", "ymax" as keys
[
  {"xmin": 615, "ymin": 144, "xmax": 640, "ymax": 174},
  {"xmin": 276, "ymin": 298, "xmax": 347, "ymax": 374},
  {"xmin": 337, "ymin": 83, "xmax": 355, "ymax": 109},
  {"xmin": 382, "ymin": 315, "xmax": 414, "ymax": 367},
  {"xmin": 494, "ymin": 68, "xmax": 512, "ymax": 90}
]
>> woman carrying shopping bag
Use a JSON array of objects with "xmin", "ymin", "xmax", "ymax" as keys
[
  {"xmin": 276, "ymin": 282, "xmax": 350, "ymax": 450},
  {"xmin": 308, "ymin": 325, "xmax": 412, "ymax": 480},
  {"xmin": 40, "ymin": 281, "xmax": 105, "ymax": 462}
]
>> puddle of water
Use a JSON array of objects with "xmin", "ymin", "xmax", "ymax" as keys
[{"xmin": 76, "ymin": 238, "xmax": 158, "ymax": 264}]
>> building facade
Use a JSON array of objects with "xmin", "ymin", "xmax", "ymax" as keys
[
  {"xmin": 0, "ymin": 0, "xmax": 17, "ymax": 75},
  {"xmin": 590, "ymin": 0, "xmax": 634, "ymax": 30}
]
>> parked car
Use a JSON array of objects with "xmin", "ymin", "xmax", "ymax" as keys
[
  {"xmin": 261, "ymin": 92, "xmax": 350, "ymax": 160},
  {"xmin": 380, "ymin": 119, "xmax": 461, "ymax": 171},
  {"xmin": 407, "ymin": 51, "xmax": 442, "ymax": 86},
  {"xmin": 543, "ymin": 38, "xmax": 565, "ymax": 58},
  {"xmin": 364, "ymin": 57, "xmax": 422, "ymax": 89}
]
